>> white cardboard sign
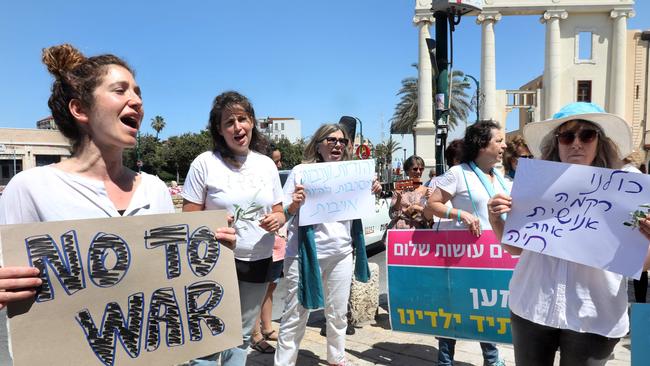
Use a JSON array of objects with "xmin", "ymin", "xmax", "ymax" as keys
[
  {"xmin": 294, "ymin": 159, "xmax": 376, "ymax": 226},
  {"xmin": 503, "ymin": 158, "xmax": 650, "ymax": 278}
]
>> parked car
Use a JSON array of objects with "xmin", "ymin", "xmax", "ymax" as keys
[{"xmin": 279, "ymin": 170, "xmax": 391, "ymax": 247}]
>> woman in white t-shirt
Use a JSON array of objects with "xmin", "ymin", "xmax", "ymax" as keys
[
  {"xmin": 423, "ymin": 120, "xmax": 509, "ymax": 366},
  {"xmin": 488, "ymin": 102, "xmax": 650, "ymax": 365},
  {"xmin": 0, "ymin": 45, "xmax": 238, "ymax": 310},
  {"xmin": 274, "ymin": 123, "xmax": 381, "ymax": 366},
  {"xmin": 182, "ymin": 91, "xmax": 285, "ymax": 366}
]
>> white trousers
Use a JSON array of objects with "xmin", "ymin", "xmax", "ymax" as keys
[{"xmin": 274, "ymin": 252, "xmax": 353, "ymax": 365}]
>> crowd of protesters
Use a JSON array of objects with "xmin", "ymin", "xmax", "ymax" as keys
[{"xmin": 2, "ymin": 43, "xmax": 650, "ymax": 366}]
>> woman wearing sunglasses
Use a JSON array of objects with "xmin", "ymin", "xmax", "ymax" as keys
[
  {"xmin": 388, "ymin": 155, "xmax": 433, "ymax": 229},
  {"xmin": 503, "ymin": 135, "xmax": 533, "ymax": 180},
  {"xmin": 274, "ymin": 123, "xmax": 381, "ymax": 366},
  {"xmin": 487, "ymin": 102, "xmax": 650, "ymax": 365}
]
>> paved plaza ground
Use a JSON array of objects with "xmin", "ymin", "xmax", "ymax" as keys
[{"xmin": 245, "ymin": 295, "xmax": 632, "ymax": 366}]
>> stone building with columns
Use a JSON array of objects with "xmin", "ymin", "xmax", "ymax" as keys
[
  {"xmin": 510, "ymin": 28, "xmax": 649, "ymax": 165},
  {"xmin": 414, "ymin": 0, "xmax": 639, "ymax": 167}
]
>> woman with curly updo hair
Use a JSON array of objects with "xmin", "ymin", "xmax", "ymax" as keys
[{"xmin": 0, "ymin": 44, "xmax": 236, "ymax": 310}]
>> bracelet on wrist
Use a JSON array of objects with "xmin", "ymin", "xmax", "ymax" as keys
[
  {"xmin": 445, "ymin": 207, "xmax": 452, "ymax": 219},
  {"xmin": 283, "ymin": 206, "xmax": 295, "ymax": 220},
  {"xmin": 457, "ymin": 209, "xmax": 462, "ymax": 223}
]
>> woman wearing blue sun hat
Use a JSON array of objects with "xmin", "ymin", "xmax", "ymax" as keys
[{"xmin": 487, "ymin": 102, "xmax": 650, "ymax": 365}]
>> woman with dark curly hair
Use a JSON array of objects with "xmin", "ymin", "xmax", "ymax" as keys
[
  {"xmin": 423, "ymin": 120, "xmax": 508, "ymax": 366},
  {"xmin": 182, "ymin": 91, "xmax": 285, "ymax": 365},
  {"xmin": 0, "ymin": 44, "xmax": 236, "ymax": 310}
]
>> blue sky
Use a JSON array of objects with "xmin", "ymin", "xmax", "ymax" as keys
[{"xmin": 1, "ymin": 1, "xmax": 648, "ymax": 159}]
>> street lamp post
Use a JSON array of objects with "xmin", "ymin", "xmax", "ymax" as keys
[
  {"xmin": 136, "ymin": 131, "xmax": 142, "ymax": 173},
  {"xmin": 402, "ymin": 148, "xmax": 407, "ymax": 178},
  {"xmin": 12, "ymin": 145, "xmax": 16, "ymax": 176},
  {"xmin": 464, "ymin": 74, "xmax": 480, "ymax": 124}
]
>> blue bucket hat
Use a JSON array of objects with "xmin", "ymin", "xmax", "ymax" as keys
[{"xmin": 523, "ymin": 102, "xmax": 632, "ymax": 159}]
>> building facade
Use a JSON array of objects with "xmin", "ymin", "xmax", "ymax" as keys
[
  {"xmin": 257, "ymin": 117, "xmax": 302, "ymax": 142},
  {"xmin": 0, "ymin": 128, "xmax": 71, "ymax": 185},
  {"xmin": 508, "ymin": 29, "xmax": 649, "ymax": 165},
  {"xmin": 414, "ymin": 0, "xmax": 644, "ymax": 165}
]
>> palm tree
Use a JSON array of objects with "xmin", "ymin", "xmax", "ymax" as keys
[
  {"xmin": 151, "ymin": 115, "xmax": 166, "ymax": 139},
  {"xmin": 374, "ymin": 136, "xmax": 401, "ymax": 184},
  {"xmin": 390, "ymin": 66, "xmax": 473, "ymax": 143}
]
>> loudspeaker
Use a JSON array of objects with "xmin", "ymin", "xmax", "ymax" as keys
[{"xmin": 338, "ymin": 116, "xmax": 357, "ymax": 139}]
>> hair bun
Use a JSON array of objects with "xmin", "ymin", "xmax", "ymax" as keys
[{"xmin": 42, "ymin": 44, "xmax": 85, "ymax": 77}]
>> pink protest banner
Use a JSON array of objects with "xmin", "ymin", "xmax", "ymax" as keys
[
  {"xmin": 387, "ymin": 229, "xmax": 519, "ymax": 269},
  {"xmin": 387, "ymin": 228, "xmax": 519, "ymax": 342}
]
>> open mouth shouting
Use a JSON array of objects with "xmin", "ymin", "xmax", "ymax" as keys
[
  {"xmin": 120, "ymin": 113, "xmax": 141, "ymax": 131},
  {"xmin": 329, "ymin": 147, "xmax": 343, "ymax": 159},
  {"xmin": 233, "ymin": 131, "xmax": 248, "ymax": 146}
]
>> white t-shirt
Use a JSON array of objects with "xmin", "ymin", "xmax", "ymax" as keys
[
  {"xmin": 182, "ymin": 151, "xmax": 283, "ymax": 261},
  {"xmin": 509, "ymin": 164, "xmax": 642, "ymax": 338},
  {"xmin": 282, "ymin": 168, "xmax": 352, "ymax": 259},
  {"xmin": 0, "ymin": 165, "xmax": 174, "ymax": 225},
  {"xmin": 435, "ymin": 163, "xmax": 512, "ymax": 228}
]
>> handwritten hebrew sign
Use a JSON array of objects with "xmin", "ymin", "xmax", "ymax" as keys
[
  {"xmin": 503, "ymin": 158, "xmax": 650, "ymax": 278},
  {"xmin": 0, "ymin": 211, "xmax": 241, "ymax": 366},
  {"xmin": 387, "ymin": 227, "xmax": 518, "ymax": 343},
  {"xmin": 295, "ymin": 159, "xmax": 376, "ymax": 226}
]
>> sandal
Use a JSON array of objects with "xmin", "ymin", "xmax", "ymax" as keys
[
  {"xmin": 250, "ymin": 338, "xmax": 275, "ymax": 354},
  {"xmin": 262, "ymin": 329, "xmax": 278, "ymax": 341}
]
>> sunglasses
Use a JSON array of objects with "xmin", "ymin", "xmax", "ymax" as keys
[
  {"xmin": 556, "ymin": 129, "xmax": 599, "ymax": 145},
  {"xmin": 517, "ymin": 155, "xmax": 534, "ymax": 159},
  {"xmin": 322, "ymin": 137, "xmax": 349, "ymax": 146}
]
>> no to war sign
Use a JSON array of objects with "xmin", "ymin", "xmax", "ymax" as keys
[{"xmin": 0, "ymin": 211, "xmax": 241, "ymax": 366}]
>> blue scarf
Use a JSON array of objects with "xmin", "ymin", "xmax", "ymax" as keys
[
  {"xmin": 297, "ymin": 219, "xmax": 370, "ymax": 309},
  {"xmin": 468, "ymin": 161, "xmax": 510, "ymax": 220}
]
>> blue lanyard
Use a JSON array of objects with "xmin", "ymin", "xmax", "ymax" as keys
[
  {"xmin": 465, "ymin": 162, "xmax": 510, "ymax": 221},
  {"xmin": 468, "ymin": 161, "xmax": 509, "ymax": 197}
]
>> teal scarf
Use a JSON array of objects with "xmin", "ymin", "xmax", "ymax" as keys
[
  {"xmin": 297, "ymin": 219, "xmax": 370, "ymax": 309},
  {"xmin": 468, "ymin": 161, "xmax": 510, "ymax": 221}
]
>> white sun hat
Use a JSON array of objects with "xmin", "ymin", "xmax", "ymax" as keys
[{"xmin": 523, "ymin": 102, "xmax": 632, "ymax": 159}]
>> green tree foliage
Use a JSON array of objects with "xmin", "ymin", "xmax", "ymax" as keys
[
  {"xmin": 162, "ymin": 130, "xmax": 213, "ymax": 182},
  {"xmin": 124, "ymin": 130, "xmax": 212, "ymax": 182},
  {"xmin": 123, "ymin": 133, "xmax": 166, "ymax": 175},
  {"xmin": 273, "ymin": 137, "xmax": 305, "ymax": 170},
  {"xmin": 373, "ymin": 136, "xmax": 401, "ymax": 183},
  {"xmin": 150, "ymin": 115, "xmax": 166, "ymax": 139}
]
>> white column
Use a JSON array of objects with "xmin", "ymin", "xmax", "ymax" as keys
[
  {"xmin": 415, "ymin": 16, "xmax": 434, "ymax": 129},
  {"xmin": 413, "ymin": 12, "xmax": 436, "ymax": 167},
  {"xmin": 477, "ymin": 11, "xmax": 501, "ymax": 121},
  {"xmin": 610, "ymin": 8, "xmax": 635, "ymax": 117},
  {"xmin": 540, "ymin": 10, "xmax": 568, "ymax": 119}
]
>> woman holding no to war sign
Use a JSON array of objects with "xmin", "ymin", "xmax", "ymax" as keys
[
  {"xmin": 274, "ymin": 123, "xmax": 381, "ymax": 366},
  {"xmin": 182, "ymin": 91, "xmax": 285, "ymax": 366},
  {"xmin": 0, "ymin": 44, "xmax": 236, "ymax": 310},
  {"xmin": 487, "ymin": 102, "xmax": 650, "ymax": 365},
  {"xmin": 423, "ymin": 120, "xmax": 509, "ymax": 366}
]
